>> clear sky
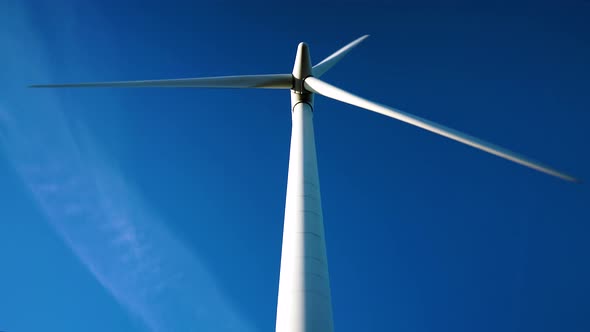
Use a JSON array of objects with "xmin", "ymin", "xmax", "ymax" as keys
[{"xmin": 1, "ymin": 0, "xmax": 589, "ymax": 331}]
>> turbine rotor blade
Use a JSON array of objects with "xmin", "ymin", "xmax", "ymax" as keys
[
  {"xmin": 312, "ymin": 35, "xmax": 369, "ymax": 78},
  {"xmin": 30, "ymin": 73, "xmax": 293, "ymax": 89},
  {"xmin": 304, "ymin": 76, "xmax": 579, "ymax": 183}
]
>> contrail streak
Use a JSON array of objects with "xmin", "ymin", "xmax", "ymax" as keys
[{"xmin": 0, "ymin": 2, "xmax": 256, "ymax": 331}]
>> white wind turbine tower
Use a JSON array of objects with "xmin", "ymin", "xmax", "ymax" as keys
[{"xmin": 32, "ymin": 36, "xmax": 579, "ymax": 332}]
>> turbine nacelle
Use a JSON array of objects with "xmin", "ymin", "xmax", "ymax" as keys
[{"xmin": 291, "ymin": 42, "xmax": 314, "ymax": 109}]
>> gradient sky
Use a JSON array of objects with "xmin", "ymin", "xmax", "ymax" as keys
[{"xmin": 1, "ymin": 1, "xmax": 589, "ymax": 331}]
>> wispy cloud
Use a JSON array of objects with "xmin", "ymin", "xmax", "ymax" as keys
[{"xmin": 0, "ymin": 3, "xmax": 255, "ymax": 332}]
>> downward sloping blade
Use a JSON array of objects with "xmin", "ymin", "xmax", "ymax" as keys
[
  {"xmin": 30, "ymin": 73, "xmax": 293, "ymax": 89},
  {"xmin": 313, "ymin": 35, "xmax": 369, "ymax": 78},
  {"xmin": 304, "ymin": 76, "xmax": 579, "ymax": 183}
]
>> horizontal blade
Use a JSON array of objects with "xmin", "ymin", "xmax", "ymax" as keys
[
  {"xmin": 30, "ymin": 73, "xmax": 293, "ymax": 89},
  {"xmin": 312, "ymin": 35, "xmax": 369, "ymax": 78},
  {"xmin": 304, "ymin": 76, "xmax": 580, "ymax": 183}
]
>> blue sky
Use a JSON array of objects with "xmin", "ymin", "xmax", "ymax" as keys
[{"xmin": 1, "ymin": 1, "xmax": 589, "ymax": 331}]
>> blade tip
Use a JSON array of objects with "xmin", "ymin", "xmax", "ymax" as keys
[{"xmin": 560, "ymin": 174, "xmax": 582, "ymax": 184}]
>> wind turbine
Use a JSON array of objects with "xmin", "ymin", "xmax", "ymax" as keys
[{"xmin": 31, "ymin": 36, "xmax": 579, "ymax": 332}]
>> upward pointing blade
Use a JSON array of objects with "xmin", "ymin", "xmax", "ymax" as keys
[
  {"xmin": 30, "ymin": 73, "xmax": 293, "ymax": 89},
  {"xmin": 304, "ymin": 76, "xmax": 580, "ymax": 183},
  {"xmin": 312, "ymin": 35, "xmax": 369, "ymax": 78}
]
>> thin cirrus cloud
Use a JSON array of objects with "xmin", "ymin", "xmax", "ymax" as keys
[{"xmin": 0, "ymin": 3, "xmax": 254, "ymax": 332}]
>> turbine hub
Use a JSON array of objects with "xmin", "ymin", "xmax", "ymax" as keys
[{"xmin": 291, "ymin": 42, "xmax": 314, "ymax": 110}]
